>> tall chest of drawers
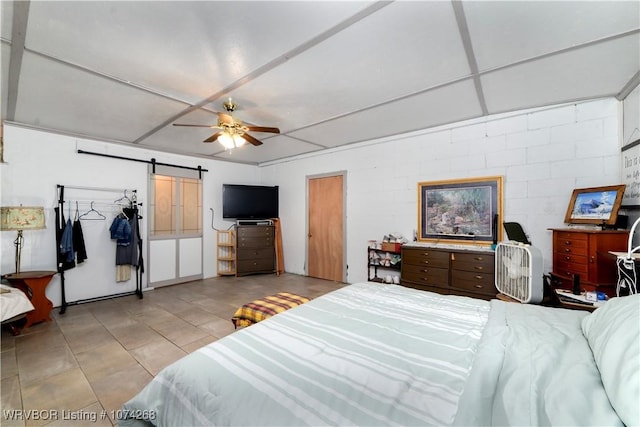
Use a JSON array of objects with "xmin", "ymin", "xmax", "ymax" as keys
[
  {"xmin": 549, "ymin": 228, "xmax": 628, "ymax": 296},
  {"xmin": 236, "ymin": 225, "xmax": 276, "ymax": 277},
  {"xmin": 401, "ymin": 245, "xmax": 497, "ymax": 300}
]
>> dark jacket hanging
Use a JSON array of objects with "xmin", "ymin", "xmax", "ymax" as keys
[
  {"xmin": 73, "ymin": 219, "xmax": 88, "ymax": 263},
  {"xmin": 115, "ymin": 208, "xmax": 144, "ymax": 271},
  {"xmin": 54, "ymin": 207, "xmax": 76, "ymax": 271},
  {"xmin": 60, "ymin": 218, "xmax": 75, "ymax": 263}
]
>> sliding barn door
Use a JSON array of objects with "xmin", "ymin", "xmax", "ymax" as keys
[
  {"xmin": 307, "ymin": 173, "xmax": 345, "ymax": 282},
  {"xmin": 147, "ymin": 166, "xmax": 203, "ymax": 287}
]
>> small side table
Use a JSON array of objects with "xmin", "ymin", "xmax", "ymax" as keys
[{"xmin": 5, "ymin": 271, "xmax": 56, "ymax": 329}]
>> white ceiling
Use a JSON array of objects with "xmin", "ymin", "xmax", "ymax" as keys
[{"xmin": 1, "ymin": 1, "xmax": 639, "ymax": 165}]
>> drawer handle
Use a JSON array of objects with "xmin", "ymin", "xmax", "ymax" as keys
[
  {"xmin": 420, "ymin": 269, "xmax": 428, "ymax": 273},
  {"xmin": 473, "ymin": 256, "xmax": 484, "ymax": 261},
  {"xmin": 474, "ymin": 284, "xmax": 483, "ymax": 289},
  {"xmin": 564, "ymin": 248, "xmax": 571, "ymax": 253},
  {"xmin": 565, "ymin": 256, "xmax": 571, "ymax": 260},
  {"xmin": 474, "ymin": 275, "xmax": 483, "ymax": 280},
  {"xmin": 564, "ymin": 240, "xmax": 571, "ymax": 245},
  {"xmin": 474, "ymin": 266, "xmax": 484, "ymax": 271},
  {"xmin": 423, "ymin": 261, "xmax": 430, "ymax": 264}
]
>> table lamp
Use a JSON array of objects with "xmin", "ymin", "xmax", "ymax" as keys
[{"xmin": 1, "ymin": 206, "xmax": 46, "ymax": 274}]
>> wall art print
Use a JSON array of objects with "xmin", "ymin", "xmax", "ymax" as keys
[
  {"xmin": 418, "ymin": 176, "xmax": 503, "ymax": 245},
  {"xmin": 564, "ymin": 184, "xmax": 625, "ymax": 226}
]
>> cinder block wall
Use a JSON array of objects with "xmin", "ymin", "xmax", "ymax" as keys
[{"xmin": 262, "ymin": 98, "xmax": 622, "ymax": 283}]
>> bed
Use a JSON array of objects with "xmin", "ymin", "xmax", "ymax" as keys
[
  {"xmin": 1, "ymin": 283, "xmax": 35, "ymax": 335},
  {"xmin": 120, "ymin": 282, "xmax": 639, "ymax": 426}
]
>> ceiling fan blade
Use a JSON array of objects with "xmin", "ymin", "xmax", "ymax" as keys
[
  {"xmin": 243, "ymin": 133, "xmax": 263, "ymax": 146},
  {"xmin": 203, "ymin": 131, "xmax": 224, "ymax": 143},
  {"xmin": 217, "ymin": 113, "xmax": 234, "ymax": 124},
  {"xmin": 246, "ymin": 126, "xmax": 280, "ymax": 134},
  {"xmin": 173, "ymin": 123, "xmax": 218, "ymax": 128}
]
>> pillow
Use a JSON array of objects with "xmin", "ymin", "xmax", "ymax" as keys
[{"xmin": 582, "ymin": 294, "xmax": 640, "ymax": 427}]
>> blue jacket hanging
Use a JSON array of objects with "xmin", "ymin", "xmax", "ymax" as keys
[
  {"xmin": 60, "ymin": 218, "xmax": 75, "ymax": 262},
  {"xmin": 110, "ymin": 214, "xmax": 132, "ymax": 246}
]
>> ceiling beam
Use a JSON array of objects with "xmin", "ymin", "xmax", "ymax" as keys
[
  {"xmin": 451, "ymin": 0, "xmax": 488, "ymax": 116},
  {"xmin": 617, "ymin": 71, "xmax": 640, "ymax": 101},
  {"xmin": 132, "ymin": 1, "xmax": 394, "ymax": 144},
  {"xmin": 24, "ymin": 47, "xmax": 198, "ymax": 108},
  {"xmin": 5, "ymin": 0, "xmax": 30, "ymax": 121}
]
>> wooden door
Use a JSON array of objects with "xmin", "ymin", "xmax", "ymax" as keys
[{"xmin": 308, "ymin": 174, "xmax": 344, "ymax": 282}]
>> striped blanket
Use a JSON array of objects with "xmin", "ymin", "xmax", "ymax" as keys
[
  {"xmin": 121, "ymin": 283, "xmax": 492, "ymax": 426},
  {"xmin": 121, "ymin": 282, "xmax": 626, "ymax": 426},
  {"xmin": 232, "ymin": 292, "xmax": 310, "ymax": 328}
]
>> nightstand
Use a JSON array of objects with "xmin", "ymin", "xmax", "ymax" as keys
[{"xmin": 4, "ymin": 271, "xmax": 56, "ymax": 328}]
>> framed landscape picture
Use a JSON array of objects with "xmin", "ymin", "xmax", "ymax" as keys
[
  {"xmin": 564, "ymin": 184, "xmax": 625, "ymax": 226},
  {"xmin": 418, "ymin": 176, "xmax": 503, "ymax": 245}
]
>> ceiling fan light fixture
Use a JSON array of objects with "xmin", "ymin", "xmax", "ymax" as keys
[
  {"xmin": 233, "ymin": 134, "xmax": 246, "ymax": 147},
  {"xmin": 175, "ymin": 99, "xmax": 277, "ymax": 148},
  {"xmin": 218, "ymin": 131, "xmax": 246, "ymax": 149},
  {"xmin": 218, "ymin": 132, "xmax": 235, "ymax": 149}
]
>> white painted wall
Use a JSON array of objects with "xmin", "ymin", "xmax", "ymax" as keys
[
  {"xmin": 261, "ymin": 98, "xmax": 623, "ymax": 283},
  {"xmin": 1, "ymin": 97, "xmax": 626, "ymax": 305},
  {"xmin": 0, "ymin": 125, "xmax": 258, "ymax": 307}
]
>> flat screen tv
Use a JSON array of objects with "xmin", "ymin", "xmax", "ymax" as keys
[{"xmin": 222, "ymin": 184, "xmax": 279, "ymax": 220}]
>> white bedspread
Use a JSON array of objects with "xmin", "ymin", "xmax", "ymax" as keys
[
  {"xmin": 121, "ymin": 283, "xmax": 491, "ymax": 426},
  {"xmin": 0, "ymin": 284, "xmax": 34, "ymax": 322},
  {"xmin": 120, "ymin": 282, "xmax": 624, "ymax": 426}
]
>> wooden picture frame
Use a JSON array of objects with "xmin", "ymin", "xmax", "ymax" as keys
[
  {"xmin": 564, "ymin": 184, "xmax": 626, "ymax": 226},
  {"xmin": 418, "ymin": 176, "xmax": 503, "ymax": 245}
]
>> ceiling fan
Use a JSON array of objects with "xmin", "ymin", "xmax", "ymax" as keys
[{"xmin": 173, "ymin": 98, "xmax": 280, "ymax": 148}]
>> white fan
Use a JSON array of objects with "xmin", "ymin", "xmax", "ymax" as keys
[{"xmin": 495, "ymin": 242, "xmax": 544, "ymax": 303}]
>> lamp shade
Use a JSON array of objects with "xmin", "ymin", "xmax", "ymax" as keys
[{"xmin": 0, "ymin": 206, "xmax": 46, "ymax": 231}]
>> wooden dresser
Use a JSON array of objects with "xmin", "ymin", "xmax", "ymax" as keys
[
  {"xmin": 401, "ymin": 245, "xmax": 497, "ymax": 300},
  {"xmin": 236, "ymin": 225, "xmax": 276, "ymax": 277},
  {"xmin": 549, "ymin": 228, "xmax": 628, "ymax": 296}
]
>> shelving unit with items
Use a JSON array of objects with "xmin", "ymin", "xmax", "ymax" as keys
[
  {"xmin": 217, "ymin": 230, "xmax": 237, "ymax": 276},
  {"xmin": 368, "ymin": 242, "xmax": 402, "ymax": 283}
]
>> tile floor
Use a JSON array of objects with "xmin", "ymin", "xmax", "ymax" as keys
[{"xmin": 1, "ymin": 273, "xmax": 346, "ymax": 426}]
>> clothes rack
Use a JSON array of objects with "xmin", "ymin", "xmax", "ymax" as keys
[{"xmin": 56, "ymin": 184, "xmax": 144, "ymax": 314}]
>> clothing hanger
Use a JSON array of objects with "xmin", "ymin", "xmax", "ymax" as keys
[
  {"xmin": 79, "ymin": 201, "xmax": 106, "ymax": 220},
  {"xmin": 114, "ymin": 190, "xmax": 133, "ymax": 206},
  {"xmin": 119, "ymin": 204, "xmax": 129, "ymax": 220}
]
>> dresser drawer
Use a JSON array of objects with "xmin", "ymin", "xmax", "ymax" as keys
[
  {"xmin": 554, "ymin": 231, "xmax": 588, "ymax": 242},
  {"xmin": 401, "ymin": 264, "xmax": 449, "ymax": 287},
  {"xmin": 553, "ymin": 247, "xmax": 589, "ymax": 274},
  {"xmin": 553, "ymin": 252, "xmax": 588, "ymax": 266},
  {"xmin": 237, "ymin": 247, "xmax": 274, "ymax": 261},
  {"xmin": 451, "ymin": 270, "xmax": 497, "ymax": 295},
  {"xmin": 238, "ymin": 236, "xmax": 274, "ymax": 248},
  {"xmin": 237, "ymin": 226, "xmax": 275, "ymax": 239},
  {"xmin": 554, "ymin": 236, "xmax": 588, "ymax": 255},
  {"xmin": 237, "ymin": 258, "xmax": 275, "ymax": 273},
  {"xmin": 451, "ymin": 252, "xmax": 494, "ymax": 274},
  {"xmin": 402, "ymin": 248, "xmax": 449, "ymax": 268}
]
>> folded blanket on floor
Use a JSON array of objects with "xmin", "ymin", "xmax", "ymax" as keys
[{"xmin": 232, "ymin": 292, "xmax": 310, "ymax": 328}]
